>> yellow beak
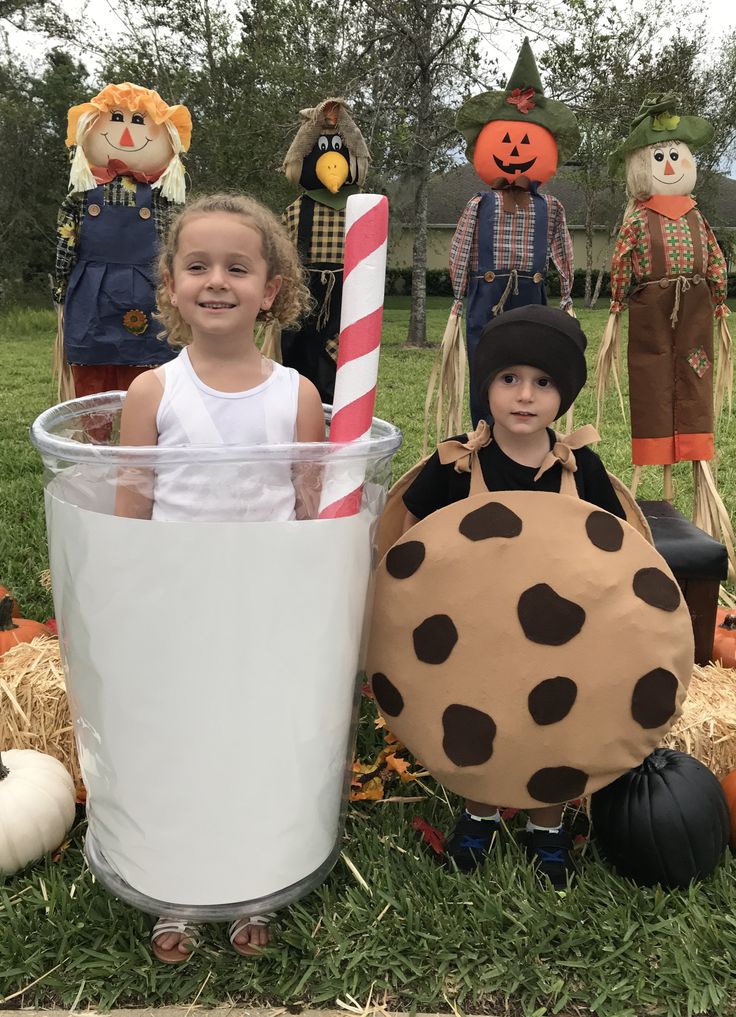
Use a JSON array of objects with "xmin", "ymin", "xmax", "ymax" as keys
[{"xmin": 316, "ymin": 151, "xmax": 349, "ymax": 193}]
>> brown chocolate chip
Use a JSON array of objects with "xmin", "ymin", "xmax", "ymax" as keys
[
  {"xmin": 413, "ymin": 614, "xmax": 458, "ymax": 664},
  {"xmin": 632, "ymin": 568, "xmax": 681, "ymax": 612},
  {"xmin": 459, "ymin": 501, "xmax": 523, "ymax": 541},
  {"xmin": 386, "ymin": 540, "xmax": 426, "ymax": 579},
  {"xmin": 372, "ymin": 673, "xmax": 404, "ymax": 717},
  {"xmin": 527, "ymin": 766, "xmax": 588, "ymax": 803},
  {"xmin": 517, "ymin": 584, "xmax": 586, "ymax": 646},
  {"xmin": 585, "ymin": 511, "xmax": 624, "ymax": 552},
  {"xmin": 631, "ymin": 668, "xmax": 679, "ymax": 729},
  {"xmin": 442, "ymin": 704, "xmax": 496, "ymax": 767},
  {"xmin": 528, "ymin": 677, "xmax": 578, "ymax": 725}
]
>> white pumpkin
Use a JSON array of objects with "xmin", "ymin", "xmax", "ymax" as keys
[{"xmin": 0, "ymin": 749, "xmax": 76, "ymax": 874}]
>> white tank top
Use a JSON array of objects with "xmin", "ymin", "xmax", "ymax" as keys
[{"xmin": 151, "ymin": 348, "xmax": 301, "ymax": 522}]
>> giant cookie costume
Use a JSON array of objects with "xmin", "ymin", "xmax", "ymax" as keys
[{"xmin": 367, "ymin": 435, "xmax": 694, "ymax": 809}]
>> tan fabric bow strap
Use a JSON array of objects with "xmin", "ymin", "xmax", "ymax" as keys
[
  {"xmin": 534, "ymin": 424, "xmax": 600, "ymax": 497},
  {"xmin": 438, "ymin": 420, "xmax": 492, "ymax": 496}
]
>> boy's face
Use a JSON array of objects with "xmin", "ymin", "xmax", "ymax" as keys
[{"xmin": 488, "ymin": 365, "xmax": 561, "ymax": 434}]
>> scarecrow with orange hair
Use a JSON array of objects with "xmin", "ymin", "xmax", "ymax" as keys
[{"xmin": 53, "ymin": 83, "xmax": 192, "ymax": 399}]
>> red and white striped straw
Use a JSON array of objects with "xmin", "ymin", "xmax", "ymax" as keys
[{"xmin": 318, "ymin": 194, "xmax": 389, "ymax": 519}]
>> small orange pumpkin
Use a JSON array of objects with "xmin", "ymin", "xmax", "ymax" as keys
[
  {"xmin": 720, "ymin": 771, "xmax": 736, "ymax": 848},
  {"xmin": 712, "ymin": 608, "xmax": 736, "ymax": 667},
  {"xmin": 0, "ymin": 597, "xmax": 50, "ymax": 656},
  {"xmin": 473, "ymin": 119, "xmax": 558, "ymax": 186}
]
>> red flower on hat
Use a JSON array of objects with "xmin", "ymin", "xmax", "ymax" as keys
[{"xmin": 506, "ymin": 87, "xmax": 536, "ymax": 114}]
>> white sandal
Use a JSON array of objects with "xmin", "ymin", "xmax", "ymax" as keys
[
  {"xmin": 151, "ymin": 918, "xmax": 201, "ymax": 964},
  {"xmin": 228, "ymin": 913, "xmax": 274, "ymax": 957}
]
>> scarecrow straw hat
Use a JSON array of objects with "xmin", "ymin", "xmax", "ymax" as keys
[{"xmin": 281, "ymin": 97, "xmax": 370, "ymax": 188}]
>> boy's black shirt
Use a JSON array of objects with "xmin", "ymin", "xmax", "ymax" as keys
[{"xmin": 403, "ymin": 429, "xmax": 626, "ymax": 521}]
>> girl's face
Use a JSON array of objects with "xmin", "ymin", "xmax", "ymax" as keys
[
  {"xmin": 166, "ymin": 213, "xmax": 282, "ymax": 343},
  {"xmin": 84, "ymin": 108, "xmax": 174, "ymax": 174},
  {"xmin": 488, "ymin": 365, "xmax": 561, "ymax": 435}
]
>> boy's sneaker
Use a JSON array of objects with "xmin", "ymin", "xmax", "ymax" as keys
[
  {"xmin": 519, "ymin": 827, "xmax": 575, "ymax": 889},
  {"xmin": 444, "ymin": 810, "xmax": 500, "ymax": 872}
]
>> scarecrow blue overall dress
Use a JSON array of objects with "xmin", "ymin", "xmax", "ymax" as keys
[
  {"xmin": 466, "ymin": 189, "xmax": 549, "ymax": 426},
  {"xmin": 63, "ymin": 183, "xmax": 175, "ymax": 367}
]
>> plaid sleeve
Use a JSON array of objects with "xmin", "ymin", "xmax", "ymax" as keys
[
  {"xmin": 449, "ymin": 196, "xmax": 481, "ymax": 303},
  {"xmin": 703, "ymin": 219, "xmax": 728, "ymax": 308},
  {"xmin": 609, "ymin": 217, "xmax": 637, "ymax": 313},
  {"xmin": 53, "ymin": 191, "xmax": 83, "ymax": 303},
  {"xmin": 283, "ymin": 197, "xmax": 300, "ymax": 244},
  {"xmin": 548, "ymin": 197, "xmax": 574, "ymax": 309}
]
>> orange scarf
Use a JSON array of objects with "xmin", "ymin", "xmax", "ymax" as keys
[{"xmin": 642, "ymin": 195, "xmax": 696, "ymax": 221}]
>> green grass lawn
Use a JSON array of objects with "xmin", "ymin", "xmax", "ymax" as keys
[{"xmin": 2, "ymin": 300, "xmax": 736, "ymax": 1016}]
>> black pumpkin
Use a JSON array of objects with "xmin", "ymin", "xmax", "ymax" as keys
[{"xmin": 591, "ymin": 748, "xmax": 729, "ymax": 888}]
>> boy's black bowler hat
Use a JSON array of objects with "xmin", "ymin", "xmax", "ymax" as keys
[{"xmin": 473, "ymin": 305, "xmax": 588, "ymax": 419}]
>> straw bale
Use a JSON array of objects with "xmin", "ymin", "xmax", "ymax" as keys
[
  {"xmin": 0, "ymin": 635, "xmax": 81, "ymax": 788},
  {"xmin": 663, "ymin": 663, "xmax": 736, "ymax": 777}
]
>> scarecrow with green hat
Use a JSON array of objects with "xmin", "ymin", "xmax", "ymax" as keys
[
  {"xmin": 596, "ymin": 93, "xmax": 734, "ymax": 561},
  {"xmin": 427, "ymin": 38, "xmax": 581, "ymax": 435}
]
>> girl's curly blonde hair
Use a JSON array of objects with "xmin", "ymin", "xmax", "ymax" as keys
[{"xmin": 156, "ymin": 192, "xmax": 311, "ymax": 348}]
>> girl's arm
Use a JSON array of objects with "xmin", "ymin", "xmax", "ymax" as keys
[
  {"xmin": 294, "ymin": 375, "xmax": 325, "ymax": 519},
  {"xmin": 115, "ymin": 371, "xmax": 164, "ymax": 520}
]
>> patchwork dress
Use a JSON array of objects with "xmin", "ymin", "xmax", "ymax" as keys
[{"xmin": 609, "ymin": 199, "xmax": 728, "ymax": 466}]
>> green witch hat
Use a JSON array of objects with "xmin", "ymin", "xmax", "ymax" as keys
[
  {"xmin": 608, "ymin": 92, "xmax": 714, "ymax": 178},
  {"xmin": 456, "ymin": 37, "xmax": 581, "ymax": 165}
]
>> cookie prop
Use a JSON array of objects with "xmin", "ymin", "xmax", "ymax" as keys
[
  {"xmin": 278, "ymin": 98, "xmax": 371, "ymax": 404},
  {"xmin": 367, "ymin": 490, "xmax": 694, "ymax": 809},
  {"xmin": 53, "ymin": 83, "xmax": 192, "ymax": 401},
  {"xmin": 427, "ymin": 37, "xmax": 580, "ymax": 434},
  {"xmin": 596, "ymin": 92, "xmax": 735, "ymax": 565}
]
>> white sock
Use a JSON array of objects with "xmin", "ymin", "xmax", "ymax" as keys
[
  {"xmin": 467, "ymin": 809, "xmax": 500, "ymax": 822},
  {"xmin": 526, "ymin": 819, "xmax": 562, "ymax": 833}
]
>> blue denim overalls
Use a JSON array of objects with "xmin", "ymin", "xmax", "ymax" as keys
[
  {"xmin": 466, "ymin": 189, "xmax": 549, "ymax": 426},
  {"xmin": 64, "ymin": 183, "xmax": 175, "ymax": 366}
]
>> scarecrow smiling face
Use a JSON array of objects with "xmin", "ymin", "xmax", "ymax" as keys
[
  {"xmin": 84, "ymin": 107, "xmax": 174, "ymax": 175},
  {"xmin": 648, "ymin": 140, "xmax": 697, "ymax": 195},
  {"xmin": 473, "ymin": 119, "xmax": 559, "ymax": 185}
]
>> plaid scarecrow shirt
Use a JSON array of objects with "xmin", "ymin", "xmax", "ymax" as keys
[
  {"xmin": 283, "ymin": 195, "xmax": 345, "ymax": 265},
  {"xmin": 610, "ymin": 201, "xmax": 728, "ymax": 317},
  {"xmin": 53, "ymin": 178, "xmax": 176, "ymax": 303},
  {"xmin": 449, "ymin": 191, "xmax": 575, "ymax": 311}
]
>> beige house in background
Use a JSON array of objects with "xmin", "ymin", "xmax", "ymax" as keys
[{"xmin": 388, "ymin": 163, "xmax": 736, "ymax": 275}]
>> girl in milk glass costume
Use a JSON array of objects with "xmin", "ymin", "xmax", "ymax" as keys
[{"xmin": 116, "ymin": 193, "xmax": 324, "ymax": 961}]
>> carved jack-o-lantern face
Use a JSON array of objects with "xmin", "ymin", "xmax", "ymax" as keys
[
  {"xmin": 83, "ymin": 108, "xmax": 174, "ymax": 175},
  {"xmin": 649, "ymin": 141, "xmax": 697, "ymax": 197},
  {"xmin": 473, "ymin": 120, "xmax": 558, "ymax": 186}
]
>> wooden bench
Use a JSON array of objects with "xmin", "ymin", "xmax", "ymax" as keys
[{"xmin": 638, "ymin": 500, "xmax": 728, "ymax": 665}]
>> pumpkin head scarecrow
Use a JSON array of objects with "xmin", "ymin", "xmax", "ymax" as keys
[
  {"xmin": 429, "ymin": 37, "xmax": 581, "ymax": 432},
  {"xmin": 278, "ymin": 98, "xmax": 370, "ymax": 403},
  {"xmin": 53, "ymin": 83, "xmax": 192, "ymax": 401},
  {"xmin": 596, "ymin": 93, "xmax": 735, "ymax": 562}
]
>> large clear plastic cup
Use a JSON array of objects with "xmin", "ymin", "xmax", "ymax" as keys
[{"xmin": 31, "ymin": 392, "xmax": 401, "ymax": 919}]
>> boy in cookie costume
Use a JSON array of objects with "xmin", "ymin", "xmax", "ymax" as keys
[{"xmin": 368, "ymin": 306, "xmax": 694, "ymax": 887}]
